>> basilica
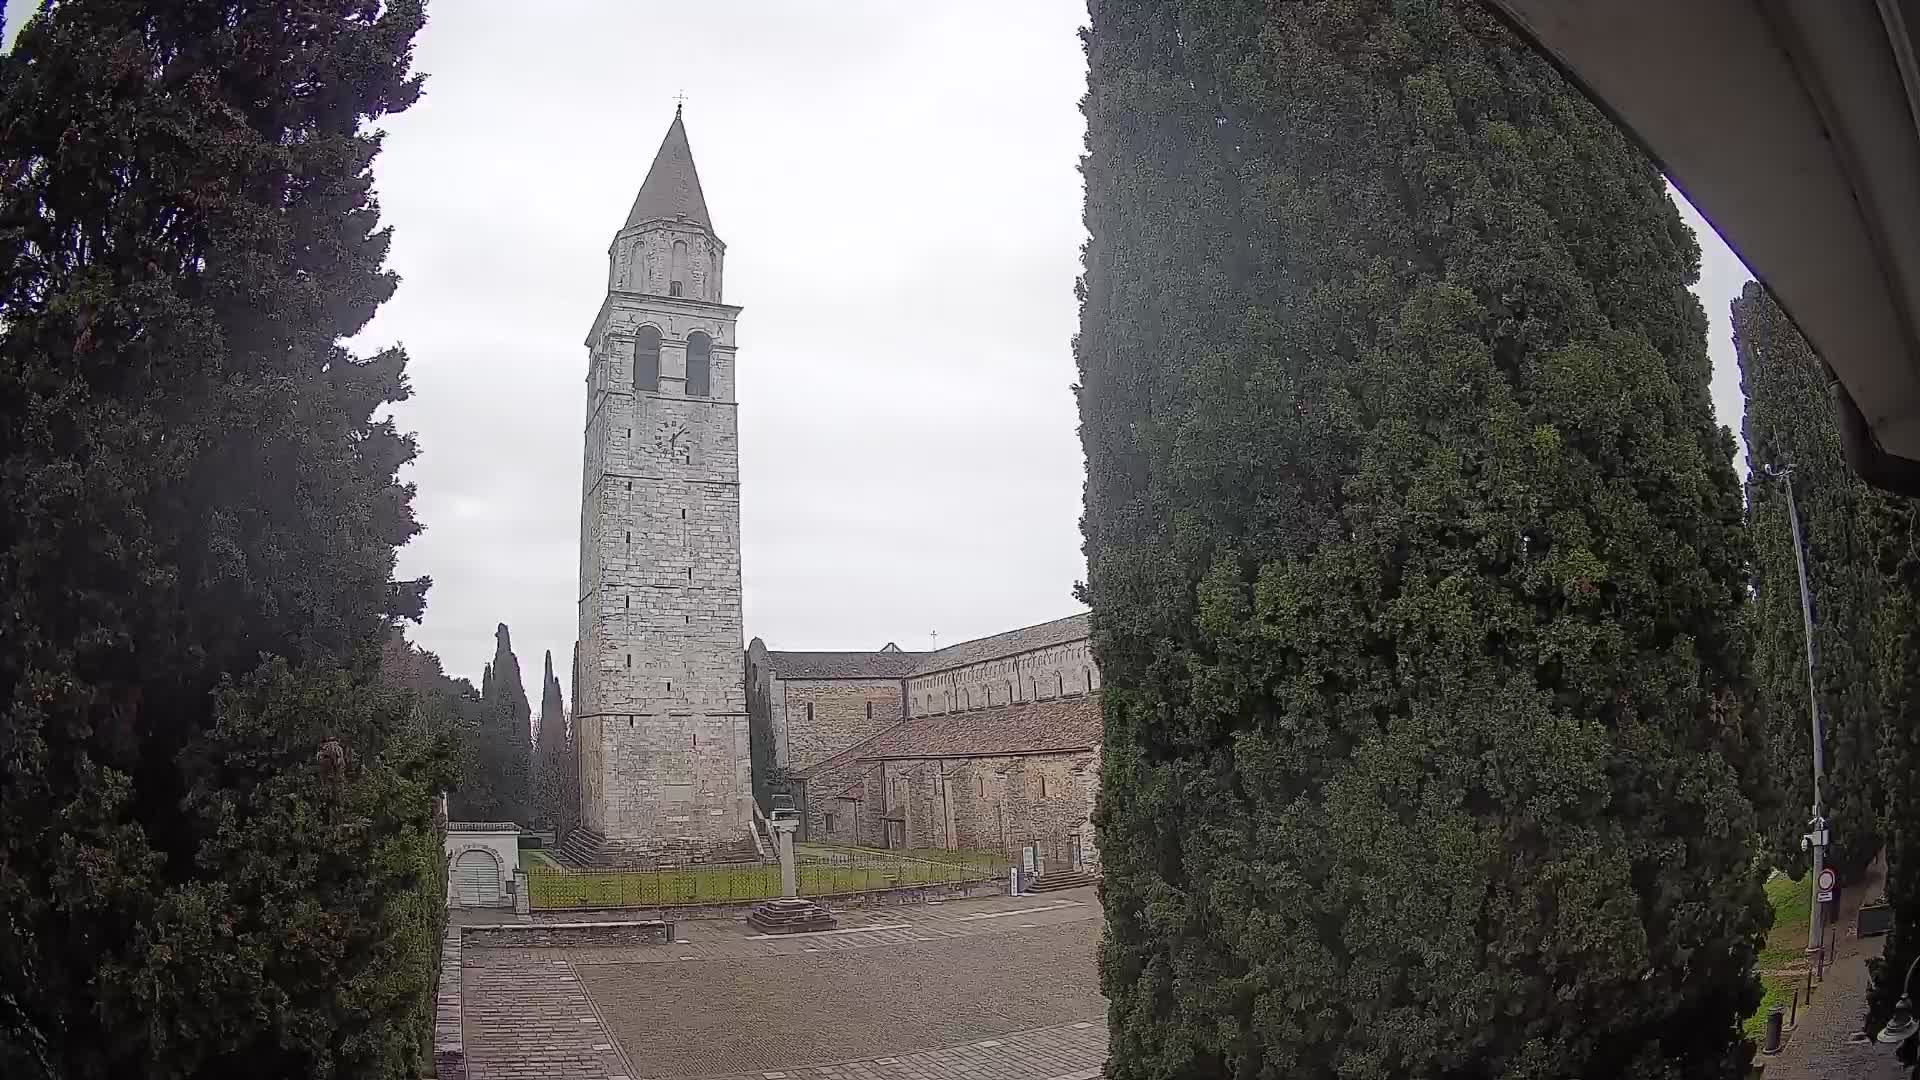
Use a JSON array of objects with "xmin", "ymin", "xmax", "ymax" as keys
[{"xmin": 567, "ymin": 112, "xmax": 1098, "ymax": 872}]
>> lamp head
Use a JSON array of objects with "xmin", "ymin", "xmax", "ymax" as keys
[{"xmin": 1878, "ymin": 996, "xmax": 1916, "ymax": 1044}]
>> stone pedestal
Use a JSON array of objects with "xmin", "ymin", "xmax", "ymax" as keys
[{"xmin": 747, "ymin": 896, "xmax": 839, "ymax": 934}]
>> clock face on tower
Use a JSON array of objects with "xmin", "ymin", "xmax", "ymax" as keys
[{"xmin": 653, "ymin": 422, "xmax": 691, "ymax": 463}]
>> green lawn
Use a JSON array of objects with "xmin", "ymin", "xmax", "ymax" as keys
[
  {"xmin": 1744, "ymin": 873, "xmax": 1816, "ymax": 1039},
  {"xmin": 526, "ymin": 847, "xmax": 999, "ymax": 910}
]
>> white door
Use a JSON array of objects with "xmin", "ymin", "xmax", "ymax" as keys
[{"xmin": 454, "ymin": 850, "xmax": 501, "ymax": 907}]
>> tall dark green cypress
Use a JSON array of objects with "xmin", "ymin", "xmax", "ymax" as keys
[
  {"xmin": 477, "ymin": 623, "xmax": 531, "ymax": 824},
  {"xmin": 1076, "ymin": 3, "xmax": 1766, "ymax": 1077},
  {"xmin": 1734, "ymin": 282, "xmax": 1885, "ymax": 882},
  {"xmin": 0, "ymin": 2, "xmax": 446, "ymax": 1076},
  {"xmin": 1870, "ymin": 494, "xmax": 1920, "ymax": 1038},
  {"xmin": 533, "ymin": 650, "xmax": 567, "ymax": 828}
]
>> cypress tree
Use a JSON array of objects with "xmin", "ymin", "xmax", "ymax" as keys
[
  {"xmin": 1871, "ymin": 495, "xmax": 1920, "ymax": 1035},
  {"xmin": 533, "ymin": 650, "xmax": 567, "ymax": 828},
  {"xmin": 1734, "ymin": 282, "xmax": 1885, "ymax": 882},
  {"xmin": 1077, "ymin": 3, "xmax": 1766, "ymax": 1077},
  {"xmin": 469, "ymin": 623, "xmax": 530, "ymax": 824},
  {"xmin": 0, "ymin": 2, "xmax": 444, "ymax": 1075},
  {"xmin": 562, "ymin": 642, "xmax": 582, "ymax": 836}
]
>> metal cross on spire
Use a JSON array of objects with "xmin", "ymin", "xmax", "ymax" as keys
[{"xmin": 673, "ymin": 89, "xmax": 688, "ymax": 115}]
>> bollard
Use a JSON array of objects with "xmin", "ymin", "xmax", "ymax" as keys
[
  {"xmin": 1789, "ymin": 988, "xmax": 1799, "ymax": 1031},
  {"xmin": 1762, "ymin": 1005, "xmax": 1786, "ymax": 1055}
]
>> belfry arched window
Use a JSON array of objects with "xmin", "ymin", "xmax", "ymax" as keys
[
  {"xmin": 634, "ymin": 325, "xmax": 661, "ymax": 392},
  {"xmin": 686, "ymin": 331, "xmax": 712, "ymax": 398},
  {"xmin": 671, "ymin": 239, "xmax": 689, "ymax": 296}
]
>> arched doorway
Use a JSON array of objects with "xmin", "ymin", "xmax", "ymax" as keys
[{"xmin": 453, "ymin": 848, "xmax": 502, "ymax": 907}]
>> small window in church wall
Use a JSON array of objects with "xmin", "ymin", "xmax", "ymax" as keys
[
  {"xmin": 671, "ymin": 239, "xmax": 689, "ymax": 294},
  {"xmin": 669, "ymin": 280, "xmax": 683, "ymax": 296},
  {"xmin": 634, "ymin": 325, "xmax": 661, "ymax": 392},
  {"xmin": 866, "ymin": 701, "xmax": 873, "ymax": 720},
  {"xmin": 806, "ymin": 702, "xmax": 814, "ymax": 723},
  {"xmin": 1057, "ymin": 673, "xmax": 1064, "ymax": 697},
  {"xmin": 686, "ymin": 332, "xmax": 712, "ymax": 397}
]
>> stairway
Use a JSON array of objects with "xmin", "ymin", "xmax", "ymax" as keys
[
  {"xmin": 1025, "ymin": 867, "xmax": 1098, "ymax": 893},
  {"xmin": 554, "ymin": 827, "xmax": 607, "ymax": 868}
]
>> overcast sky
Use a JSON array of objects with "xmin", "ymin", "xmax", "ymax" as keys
[{"xmin": 6, "ymin": 1, "xmax": 1753, "ymax": 698}]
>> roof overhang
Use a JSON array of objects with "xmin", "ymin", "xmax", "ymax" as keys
[{"xmin": 1484, "ymin": 0, "xmax": 1920, "ymax": 494}]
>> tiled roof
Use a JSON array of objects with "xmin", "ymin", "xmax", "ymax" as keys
[
  {"xmin": 625, "ymin": 111, "xmax": 711, "ymax": 229},
  {"xmin": 854, "ymin": 694, "xmax": 1102, "ymax": 760},
  {"xmin": 908, "ymin": 612, "xmax": 1091, "ymax": 677},
  {"xmin": 764, "ymin": 649, "xmax": 928, "ymax": 680}
]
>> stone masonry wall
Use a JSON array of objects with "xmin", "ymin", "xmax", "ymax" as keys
[
  {"xmin": 816, "ymin": 751, "xmax": 1096, "ymax": 867},
  {"xmin": 577, "ymin": 212, "xmax": 750, "ymax": 855},
  {"xmin": 777, "ymin": 679, "xmax": 906, "ymax": 774},
  {"xmin": 906, "ymin": 640, "xmax": 1100, "ymax": 718}
]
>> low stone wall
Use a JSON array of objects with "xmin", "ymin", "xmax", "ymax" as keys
[
  {"xmin": 433, "ymin": 926, "xmax": 464, "ymax": 1080},
  {"xmin": 462, "ymin": 919, "xmax": 676, "ymax": 948}
]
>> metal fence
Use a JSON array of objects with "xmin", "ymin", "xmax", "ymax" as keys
[{"xmin": 526, "ymin": 846, "xmax": 1004, "ymax": 911}]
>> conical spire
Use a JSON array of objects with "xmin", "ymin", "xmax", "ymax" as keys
[{"xmin": 625, "ymin": 109, "xmax": 711, "ymax": 230}]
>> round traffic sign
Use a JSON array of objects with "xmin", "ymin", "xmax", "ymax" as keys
[{"xmin": 1817, "ymin": 867, "xmax": 1837, "ymax": 892}]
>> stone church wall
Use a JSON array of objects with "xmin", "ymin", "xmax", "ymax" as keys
[
  {"xmin": 777, "ymin": 680, "xmax": 905, "ymax": 775},
  {"xmin": 905, "ymin": 640, "xmax": 1100, "ymax": 718},
  {"xmin": 812, "ymin": 750, "xmax": 1097, "ymax": 868},
  {"xmin": 743, "ymin": 646, "xmax": 905, "ymax": 811}
]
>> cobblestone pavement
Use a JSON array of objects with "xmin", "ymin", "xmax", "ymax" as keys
[
  {"xmin": 695, "ymin": 1019, "xmax": 1108, "ymax": 1080},
  {"xmin": 1761, "ymin": 861, "xmax": 1903, "ymax": 1080},
  {"xmin": 462, "ymin": 957, "xmax": 632, "ymax": 1080},
  {"xmin": 463, "ymin": 889, "xmax": 1105, "ymax": 1080}
]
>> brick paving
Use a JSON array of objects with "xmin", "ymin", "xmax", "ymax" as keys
[
  {"xmin": 462, "ymin": 888, "xmax": 1105, "ymax": 1080},
  {"xmin": 581, "ymin": 917, "xmax": 1101, "ymax": 1077},
  {"xmin": 696, "ymin": 1019, "xmax": 1107, "ymax": 1080},
  {"xmin": 462, "ymin": 958, "xmax": 631, "ymax": 1080}
]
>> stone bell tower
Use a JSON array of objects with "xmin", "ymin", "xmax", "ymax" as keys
[{"xmin": 570, "ymin": 108, "xmax": 752, "ymax": 865}]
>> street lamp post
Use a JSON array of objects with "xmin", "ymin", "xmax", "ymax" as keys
[{"xmin": 1765, "ymin": 462, "xmax": 1831, "ymax": 975}]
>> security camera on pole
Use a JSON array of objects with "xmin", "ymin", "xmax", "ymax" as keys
[{"xmin": 1764, "ymin": 462, "xmax": 1830, "ymax": 976}]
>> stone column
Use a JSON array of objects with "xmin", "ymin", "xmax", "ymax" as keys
[{"xmin": 778, "ymin": 825, "xmax": 797, "ymax": 898}]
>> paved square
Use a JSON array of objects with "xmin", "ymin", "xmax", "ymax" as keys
[{"xmin": 462, "ymin": 889, "xmax": 1106, "ymax": 1080}]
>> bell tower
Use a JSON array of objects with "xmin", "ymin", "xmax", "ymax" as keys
[{"xmin": 573, "ymin": 108, "xmax": 751, "ymax": 864}]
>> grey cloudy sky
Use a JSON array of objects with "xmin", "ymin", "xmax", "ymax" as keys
[{"xmin": 5, "ymin": 1, "xmax": 1753, "ymax": 698}]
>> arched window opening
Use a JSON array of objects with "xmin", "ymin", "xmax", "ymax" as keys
[
  {"xmin": 669, "ymin": 280, "xmax": 683, "ymax": 297},
  {"xmin": 634, "ymin": 325, "xmax": 661, "ymax": 393},
  {"xmin": 671, "ymin": 239, "xmax": 689, "ymax": 295},
  {"xmin": 686, "ymin": 331, "xmax": 712, "ymax": 397}
]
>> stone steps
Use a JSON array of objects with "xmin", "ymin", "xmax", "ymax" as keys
[
  {"xmin": 553, "ymin": 827, "xmax": 607, "ymax": 868},
  {"xmin": 1025, "ymin": 867, "xmax": 1098, "ymax": 893},
  {"xmin": 549, "ymin": 826, "xmax": 766, "ymax": 869}
]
